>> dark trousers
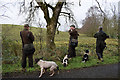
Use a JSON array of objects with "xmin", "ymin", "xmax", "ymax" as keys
[
  {"xmin": 68, "ymin": 45, "xmax": 76, "ymax": 58},
  {"xmin": 22, "ymin": 51, "xmax": 33, "ymax": 68},
  {"xmin": 96, "ymin": 45, "xmax": 105, "ymax": 60}
]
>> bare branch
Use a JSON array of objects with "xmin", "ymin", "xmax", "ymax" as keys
[
  {"xmin": 0, "ymin": 10, "xmax": 10, "ymax": 19},
  {"xmin": 95, "ymin": 0, "xmax": 106, "ymax": 25},
  {"xmin": 61, "ymin": 4, "xmax": 79, "ymax": 27},
  {"xmin": 60, "ymin": 12, "xmax": 71, "ymax": 20},
  {"xmin": 50, "ymin": 2, "xmax": 64, "ymax": 25},
  {"xmin": 0, "ymin": 14, "xmax": 10, "ymax": 18},
  {"xmin": 79, "ymin": 0, "xmax": 81, "ymax": 6},
  {"xmin": 53, "ymin": 2, "xmax": 64, "ymax": 18},
  {"xmin": 60, "ymin": 12, "xmax": 70, "ymax": 15},
  {"xmin": 36, "ymin": 0, "xmax": 50, "ymax": 24},
  {"xmin": 0, "ymin": 3, "xmax": 14, "ymax": 9},
  {"xmin": 0, "ymin": 3, "xmax": 15, "ymax": 19},
  {"xmin": 110, "ymin": 3, "xmax": 116, "ymax": 15},
  {"xmin": 46, "ymin": 3, "xmax": 55, "ymax": 11},
  {"xmin": 60, "ymin": 12, "xmax": 78, "ymax": 28},
  {"xmin": 95, "ymin": 0, "xmax": 105, "ymax": 16}
]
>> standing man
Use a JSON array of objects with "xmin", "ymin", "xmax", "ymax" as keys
[
  {"xmin": 68, "ymin": 25, "xmax": 79, "ymax": 58},
  {"xmin": 94, "ymin": 26, "xmax": 109, "ymax": 62},
  {"xmin": 20, "ymin": 24, "xmax": 35, "ymax": 71}
]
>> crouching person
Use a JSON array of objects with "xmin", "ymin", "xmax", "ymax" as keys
[{"xmin": 20, "ymin": 24, "xmax": 35, "ymax": 71}]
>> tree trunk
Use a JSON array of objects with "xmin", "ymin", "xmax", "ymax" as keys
[
  {"xmin": 46, "ymin": 24, "xmax": 56, "ymax": 50},
  {"xmin": 36, "ymin": 1, "xmax": 64, "ymax": 53}
]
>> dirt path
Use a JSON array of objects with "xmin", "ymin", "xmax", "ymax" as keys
[{"xmin": 2, "ymin": 63, "xmax": 119, "ymax": 78}]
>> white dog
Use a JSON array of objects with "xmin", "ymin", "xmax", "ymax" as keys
[
  {"xmin": 62, "ymin": 55, "xmax": 69, "ymax": 67},
  {"xmin": 35, "ymin": 58, "xmax": 59, "ymax": 78}
]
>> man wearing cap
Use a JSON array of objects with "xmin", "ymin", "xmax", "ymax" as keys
[
  {"xmin": 94, "ymin": 26, "xmax": 109, "ymax": 62},
  {"xmin": 20, "ymin": 24, "xmax": 35, "ymax": 71},
  {"xmin": 68, "ymin": 25, "xmax": 79, "ymax": 58}
]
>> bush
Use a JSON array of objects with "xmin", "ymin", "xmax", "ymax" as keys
[{"xmin": 2, "ymin": 39, "xmax": 21, "ymax": 64}]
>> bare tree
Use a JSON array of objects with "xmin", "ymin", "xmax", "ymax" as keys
[
  {"xmin": 35, "ymin": 0, "xmax": 64, "ymax": 50},
  {"xmin": 19, "ymin": 0, "xmax": 81, "ymax": 52},
  {"xmin": 79, "ymin": 6, "xmax": 102, "ymax": 36},
  {"xmin": 80, "ymin": 0, "xmax": 118, "ymax": 38}
]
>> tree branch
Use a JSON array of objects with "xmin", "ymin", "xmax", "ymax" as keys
[
  {"xmin": 0, "ymin": 14, "xmax": 10, "ymax": 18},
  {"xmin": 46, "ymin": 3, "xmax": 55, "ymax": 11},
  {"xmin": 79, "ymin": 0, "xmax": 81, "ymax": 6},
  {"xmin": 110, "ymin": 4, "xmax": 116, "ymax": 15},
  {"xmin": 0, "ymin": 10, "xmax": 10, "ymax": 18},
  {"xmin": 60, "ymin": 12, "xmax": 71, "ymax": 20},
  {"xmin": 53, "ymin": 2, "xmax": 64, "ymax": 17},
  {"xmin": 95, "ymin": 0, "xmax": 105, "ymax": 16},
  {"xmin": 95, "ymin": 0, "xmax": 106, "ymax": 25},
  {"xmin": 60, "ymin": 12, "xmax": 70, "ymax": 15},
  {"xmin": 35, "ymin": 0, "xmax": 50, "ymax": 24},
  {"xmin": 51, "ymin": 2, "xmax": 64, "ymax": 25}
]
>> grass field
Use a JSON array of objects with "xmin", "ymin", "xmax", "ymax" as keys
[{"xmin": 2, "ymin": 24, "xmax": 119, "ymax": 74}]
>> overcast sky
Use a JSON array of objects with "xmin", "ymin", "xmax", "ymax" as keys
[{"xmin": 0, "ymin": 0, "xmax": 119, "ymax": 31}]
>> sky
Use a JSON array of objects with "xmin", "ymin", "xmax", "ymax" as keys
[{"xmin": 0, "ymin": 0, "xmax": 119, "ymax": 31}]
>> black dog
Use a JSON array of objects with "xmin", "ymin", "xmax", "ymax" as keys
[{"xmin": 82, "ymin": 50, "xmax": 89, "ymax": 63}]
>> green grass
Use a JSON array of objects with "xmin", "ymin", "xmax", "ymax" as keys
[
  {"xmin": 58, "ymin": 55, "xmax": 118, "ymax": 70},
  {"xmin": 2, "ymin": 24, "xmax": 119, "ymax": 74},
  {"xmin": 2, "ymin": 55, "xmax": 119, "ymax": 73}
]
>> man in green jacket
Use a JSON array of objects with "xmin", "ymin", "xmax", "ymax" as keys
[{"xmin": 94, "ymin": 27, "xmax": 109, "ymax": 62}]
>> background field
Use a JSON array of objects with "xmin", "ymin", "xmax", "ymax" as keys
[{"xmin": 2, "ymin": 24, "xmax": 119, "ymax": 74}]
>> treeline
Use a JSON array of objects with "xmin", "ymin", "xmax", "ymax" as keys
[{"xmin": 78, "ymin": 5, "xmax": 118, "ymax": 38}]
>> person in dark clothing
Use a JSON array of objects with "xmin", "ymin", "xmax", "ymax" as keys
[
  {"xmin": 20, "ymin": 24, "xmax": 35, "ymax": 71},
  {"xmin": 68, "ymin": 25, "xmax": 79, "ymax": 58},
  {"xmin": 94, "ymin": 26, "xmax": 109, "ymax": 62}
]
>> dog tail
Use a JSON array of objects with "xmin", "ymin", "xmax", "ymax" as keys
[{"xmin": 57, "ymin": 66, "xmax": 59, "ymax": 74}]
